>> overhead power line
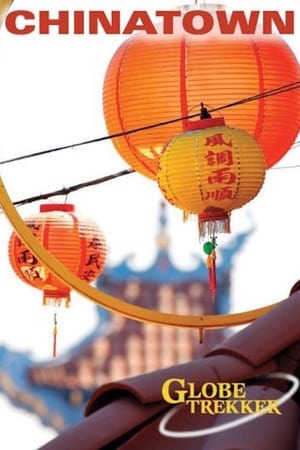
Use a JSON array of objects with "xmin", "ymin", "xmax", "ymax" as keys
[
  {"xmin": 0, "ymin": 80, "xmax": 299, "ymax": 166},
  {"xmin": 10, "ymin": 138, "xmax": 300, "ymax": 208},
  {"xmin": 12, "ymin": 168, "xmax": 135, "ymax": 207}
]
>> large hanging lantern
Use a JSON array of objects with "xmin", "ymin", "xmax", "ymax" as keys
[
  {"xmin": 157, "ymin": 117, "xmax": 265, "ymax": 298},
  {"xmin": 8, "ymin": 203, "xmax": 107, "ymax": 356},
  {"xmin": 103, "ymin": 5, "xmax": 300, "ymax": 179}
]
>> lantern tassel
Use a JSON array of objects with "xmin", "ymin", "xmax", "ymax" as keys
[
  {"xmin": 198, "ymin": 213, "xmax": 231, "ymax": 239},
  {"xmin": 53, "ymin": 312, "xmax": 58, "ymax": 358},
  {"xmin": 205, "ymin": 245, "xmax": 217, "ymax": 302}
]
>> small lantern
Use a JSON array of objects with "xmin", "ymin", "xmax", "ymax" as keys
[
  {"xmin": 157, "ymin": 117, "xmax": 265, "ymax": 299},
  {"xmin": 8, "ymin": 203, "xmax": 107, "ymax": 356}
]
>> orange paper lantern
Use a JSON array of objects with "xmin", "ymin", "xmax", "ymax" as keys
[
  {"xmin": 8, "ymin": 203, "xmax": 107, "ymax": 356},
  {"xmin": 103, "ymin": 8, "xmax": 300, "ymax": 179},
  {"xmin": 8, "ymin": 203, "xmax": 107, "ymax": 306}
]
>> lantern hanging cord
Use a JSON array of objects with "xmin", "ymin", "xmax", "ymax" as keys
[{"xmin": 0, "ymin": 80, "xmax": 299, "ymax": 167}]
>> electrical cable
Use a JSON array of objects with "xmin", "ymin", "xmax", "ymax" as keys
[
  {"xmin": 12, "ymin": 168, "xmax": 135, "ymax": 207},
  {"xmin": 9, "ymin": 138, "xmax": 300, "ymax": 208},
  {"xmin": 0, "ymin": 80, "xmax": 299, "ymax": 166}
]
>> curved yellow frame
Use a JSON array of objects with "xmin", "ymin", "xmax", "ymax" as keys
[
  {"xmin": 0, "ymin": 177, "xmax": 279, "ymax": 329},
  {"xmin": 0, "ymin": 0, "xmax": 13, "ymax": 27}
]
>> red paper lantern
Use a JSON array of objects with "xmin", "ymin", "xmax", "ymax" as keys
[
  {"xmin": 8, "ymin": 204, "xmax": 107, "ymax": 356},
  {"xmin": 103, "ymin": 7, "xmax": 300, "ymax": 179}
]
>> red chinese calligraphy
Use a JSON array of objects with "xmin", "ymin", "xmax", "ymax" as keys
[
  {"xmin": 208, "ymin": 167, "xmax": 237, "ymax": 185},
  {"xmin": 205, "ymin": 149, "xmax": 234, "ymax": 167},
  {"xmin": 205, "ymin": 133, "xmax": 233, "ymax": 148},
  {"xmin": 20, "ymin": 265, "xmax": 46, "ymax": 281},
  {"xmin": 17, "ymin": 249, "xmax": 38, "ymax": 265},
  {"xmin": 86, "ymin": 253, "xmax": 101, "ymax": 269},
  {"xmin": 204, "ymin": 187, "xmax": 235, "ymax": 201},
  {"xmin": 88, "ymin": 237, "xmax": 103, "ymax": 250},
  {"xmin": 80, "ymin": 270, "xmax": 98, "ymax": 282}
]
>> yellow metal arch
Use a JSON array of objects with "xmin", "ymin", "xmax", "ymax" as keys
[
  {"xmin": 0, "ymin": 0, "xmax": 13, "ymax": 28},
  {"xmin": 0, "ymin": 177, "xmax": 278, "ymax": 329}
]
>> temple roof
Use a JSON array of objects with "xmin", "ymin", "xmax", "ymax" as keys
[{"xmin": 40, "ymin": 289, "xmax": 300, "ymax": 450}]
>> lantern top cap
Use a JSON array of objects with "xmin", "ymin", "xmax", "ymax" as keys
[
  {"xmin": 40, "ymin": 204, "xmax": 75, "ymax": 213},
  {"xmin": 184, "ymin": 116, "xmax": 225, "ymax": 131}
]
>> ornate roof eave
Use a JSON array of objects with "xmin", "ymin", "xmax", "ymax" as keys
[{"xmin": 97, "ymin": 226, "xmax": 253, "ymax": 286}]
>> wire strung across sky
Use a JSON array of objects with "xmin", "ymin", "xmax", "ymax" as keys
[
  {"xmin": 13, "ymin": 168, "xmax": 135, "ymax": 207},
  {"xmin": 0, "ymin": 80, "xmax": 299, "ymax": 167},
  {"xmin": 1, "ymin": 80, "xmax": 300, "ymax": 208},
  {"xmin": 11, "ymin": 140, "xmax": 300, "ymax": 207}
]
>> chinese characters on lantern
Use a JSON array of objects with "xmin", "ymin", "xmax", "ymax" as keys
[
  {"xmin": 15, "ymin": 221, "xmax": 47, "ymax": 283},
  {"xmin": 15, "ymin": 226, "xmax": 105, "ymax": 285},
  {"xmin": 81, "ymin": 236, "xmax": 105, "ymax": 282},
  {"xmin": 204, "ymin": 133, "xmax": 237, "ymax": 203}
]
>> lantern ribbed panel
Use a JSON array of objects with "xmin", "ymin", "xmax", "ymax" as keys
[
  {"xmin": 104, "ymin": 35, "xmax": 184, "ymax": 178},
  {"xmin": 8, "ymin": 204, "xmax": 107, "ymax": 303},
  {"xmin": 104, "ymin": 29, "xmax": 300, "ymax": 179},
  {"xmin": 157, "ymin": 126, "xmax": 265, "ymax": 214}
]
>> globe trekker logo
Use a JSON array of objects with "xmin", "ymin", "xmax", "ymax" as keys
[{"xmin": 159, "ymin": 373, "xmax": 299, "ymax": 438}]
